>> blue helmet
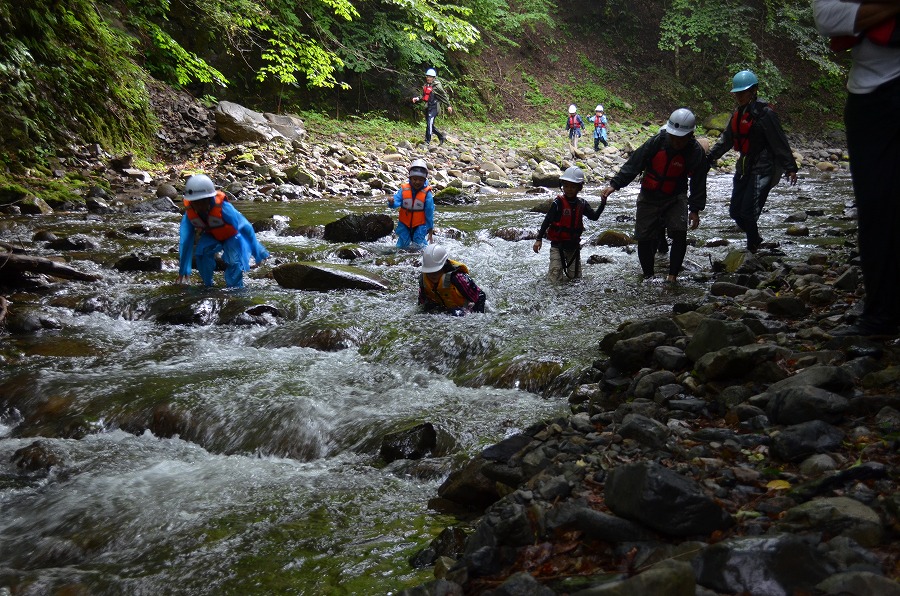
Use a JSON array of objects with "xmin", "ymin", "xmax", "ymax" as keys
[{"xmin": 731, "ymin": 70, "xmax": 759, "ymax": 93}]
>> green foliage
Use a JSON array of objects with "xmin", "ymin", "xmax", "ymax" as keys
[
  {"xmin": 0, "ymin": 0, "xmax": 156, "ymax": 168},
  {"xmin": 144, "ymin": 22, "xmax": 229, "ymax": 87},
  {"xmin": 659, "ymin": 0, "xmax": 755, "ymax": 80},
  {"xmin": 766, "ymin": 0, "xmax": 844, "ymax": 77},
  {"xmin": 458, "ymin": 0, "xmax": 554, "ymax": 46}
]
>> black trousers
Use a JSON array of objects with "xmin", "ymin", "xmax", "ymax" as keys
[{"xmin": 845, "ymin": 75, "xmax": 900, "ymax": 329}]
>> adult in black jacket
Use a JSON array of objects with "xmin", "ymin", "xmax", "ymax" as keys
[
  {"xmin": 600, "ymin": 108, "xmax": 709, "ymax": 282},
  {"xmin": 709, "ymin": 70, "xmax": 798, "ymax": 253}
]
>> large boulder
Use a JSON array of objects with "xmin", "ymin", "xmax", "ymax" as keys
[
  {"xmin": 323, "ymin": 213, "xmax": 393, "ymax": 242},
  {"xmin": 531, "ymin": 161, "xmax": 562, "ymax": 187},
  {"xmin": 272, "ymin": 262, "xmax": 390, "ymax": 291},
  {"xmin": 605, "ymin": 461, "xmax": 733, "ymax": 537},
  {"xmin": 215, "ymin": 101, "xmax": 286, "ymax": 143},
  {"xmin": 262, "ymin": 112, "xmax": 306, "ymax": 140}
]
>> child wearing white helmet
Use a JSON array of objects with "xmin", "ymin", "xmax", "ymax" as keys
[
  {"xmin": 411, "ymin": 67, "xmax": 453, "ymax": 146},
  {"xmin": 564, "ymin": 105, "xmax": 585, "ymax": 156},
  {"xmin": 533, "ymin": 166, "xmax": 605, "ymax": 282},
  {"xmin": 388, "ymin": 159, "xmax": 435, "ymax": 249},
  {"xmin": 587, "ymin": 105, "xmax": 609, "ymax": 150},
  {"xmin": 418, "ymin": 244, "xmax": 486, "ymax": 315},
  {"xmin": 177, "ymin": 173, "xmax": 269, "ymax": 288}
]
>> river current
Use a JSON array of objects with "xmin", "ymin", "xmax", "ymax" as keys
[{"xmin": 0, "ymin": 171, "xmax": 852, "ymax": 594}]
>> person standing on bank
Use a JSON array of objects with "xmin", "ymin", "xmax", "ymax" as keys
[
  {"xmin": 177, "ymin": 173, "xmax": 269, "ymax": 288},
  {"xmin": 813, "ymin": 0, "xmax": 900, "ymax": 337},
  {"xmin": 588, "ymin": 105, "xmax": 609, "ymax": 150},
  {"xmin": 388, "ymin": 159, "xmax": 435, "ymax": 249},
  {"xmin": 418, "ymin": 244, "xmax": 487, "ymax": 316},
  {"xmin": 533, "ymin": 166, "xmax": 605, "ymax": 282},
  {"xmin": 600, "ymin": 108, "xmax": 709, "ymax": 282},
  {"xmin": 708, "ymin": 70, "xmax": 799, "ymax": 253},
  {"xmin": 412, "ymin": 68, "xmax": 453, "ymax": 146}
]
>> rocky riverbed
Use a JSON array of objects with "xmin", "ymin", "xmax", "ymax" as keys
[{"xmin": 2, "ymin": 88, "xmax": 897, "ymax": 596}]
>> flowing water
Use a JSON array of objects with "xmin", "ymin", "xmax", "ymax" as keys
[{"xmin": 0, "ymin": 171, "xmax": 853, "ymax": 594}]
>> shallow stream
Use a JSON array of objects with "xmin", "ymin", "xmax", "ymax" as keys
[{"xmin": 0, "ymin": 171, "xmax": 853, "ymax": 594}]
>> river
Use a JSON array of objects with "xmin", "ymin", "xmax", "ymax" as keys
[{"xmin": 0, "ymin": 170, "xmax": 852, "ymax": 594}]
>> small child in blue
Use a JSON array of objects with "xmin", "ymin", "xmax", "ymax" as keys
[
  {"xmin": 588, "ymin": 105, "xmax": 609, "ymax": 150},
  {"xmin": 565, "ymin": 104, "xmax": 585, "ymax": 155},
  {"xmin": 388, "ymin": 159, "xmax": 435, "ymax": 249},
  {"xmin": 177, "ymin": 173, "xmax": 269, "ymax": 288}
]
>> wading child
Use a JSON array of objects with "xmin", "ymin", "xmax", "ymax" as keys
[
  {"xmin": 388, "ymin": 159, "xmax": 434, "ymax": 249},
  {"xmin": 419, "ymin": 244, "xmax": 486, "ymax": 316},
  {"xmin": 177, "ymin": 173, "xmax": 269, "ymax": 288},
  {"xmin": 533, "ymin": 166, "xmax": 605, "ymax": 282}
]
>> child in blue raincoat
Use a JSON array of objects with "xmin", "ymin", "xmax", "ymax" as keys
[
  {"xmin": 388, "ymin": 159, "xmax": 434, "ymax": 249},
  {"xmin": 177, "ymin": 173, "xmax": 269, "ymax": 288},
  {"xmin": 588, "ymin": 105, "xmax": 609, "ymax": 150}
]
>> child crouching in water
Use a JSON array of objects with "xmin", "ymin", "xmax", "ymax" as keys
[
  {"xmin": 418, "ymin": 244, "xmax": 486, "ymax": 316},
  {"xmin": 177, "ymin": 173, "xmax": 269, "ymax": 288},
  {"xmin": 533, "ymin": 166, "xmax": 605, "ymax": 282}
]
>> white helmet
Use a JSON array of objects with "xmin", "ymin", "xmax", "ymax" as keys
[
  {"xmin": 559, "ymin": 166, "xmax": 585, "ymax": 185},
  {"xmin": 408, "ymin": 159, "xmax": 428, "ymax": 178},
  {"xmin": 425, "ymin": 68, "xmax": 437, "ymax": 77},
  {"xmin": 183, "ymin": 174, "xmax": 217, "ymax": 201},
  {"xmin": 421, "ymin": 244, "xmax": 449, "ymax": 273},
  {"xmin": 665, "ymin": 108, "xmax": 696, "ymax": 137},
  {"xmin": 568, "ymin": 104, "xmax": 577, "ymax": 114},
  {"xmin": 595, "ymin": 105, "xmax": 604, "ymax": 112}
]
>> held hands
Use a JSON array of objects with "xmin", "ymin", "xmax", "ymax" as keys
[
  {"xmin": 689, "ymin": 212, "xmax": 701, "ymax": 230},
  {"xmin": 600, "ymin": 186, "xmax": 615, "ymax": 200},
  {"xmin": 532, "ymin": 239, "xmax": 542, "ymax": 253}
]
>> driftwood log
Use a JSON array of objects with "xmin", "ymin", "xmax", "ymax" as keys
[{"xmin": 0, "ymin": 251, "xmax": 101, "ymax": 282}]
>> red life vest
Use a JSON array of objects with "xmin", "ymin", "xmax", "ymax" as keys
[
  {"xmin": 730, "ymin": 107, "xmax": 754, "ymax": 155},
  {"xmin": 568, "ymin": 115, "xmax": 579, "ymax": 129},
  {"xmin": 422, "ymin": 84, "xmax": 433, "ymax": 103},
  {"xmin": 183, "ymin": 191, "xmax": 238, "ymax": 242},
  {"xmin": 398, "ymin": 183, "xmax": 431, "ymax": 228},
  {"xmin": 831, "ymin": 17, "xmax": 900, "ymax": 51},
  {"xmin": 421, "ymin": 261, "xmax": 469, "ymax": 308},
  {"xmin": 641, "ymin": 146, "xmax": 688, "ymax": 196},
  {"xmin": 595, "ymin": 117, "xmax": 605, "ymax": 130},
  {"xmin": 546, "ymin": 195, "xmax": 584, "ymax": 242}
]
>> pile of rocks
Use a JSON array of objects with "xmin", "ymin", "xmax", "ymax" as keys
[
  {"xmin": 13, "ymin": 94, "xmax": 850, "ymax": 217},
  {"xmin": 401, "ymin": 247, "xmax": 900, "ymax": 595}
]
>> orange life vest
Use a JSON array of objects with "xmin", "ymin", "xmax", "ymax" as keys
[
  {"xmin": 641, "ymin": 147, "xmax": 687, "ymax": 196},
  {"xmin": 398, "ymin": 183, "xmax": 431, "ymax": 228},
  {"xmin": 546, "ymin": 195, "xmax": 584, "ymax": 242},
  {"xmin": 421, "ymin": 260, "xmax": 469, "ymax": 308},
  {"xmin": 183, "ymin": 192, "xmax": 238, "ymax": 242}
]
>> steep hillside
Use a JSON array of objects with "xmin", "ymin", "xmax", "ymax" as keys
[{"xmin": 0, "ymin": 0, "xmax": 846, "ymax": 173}]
